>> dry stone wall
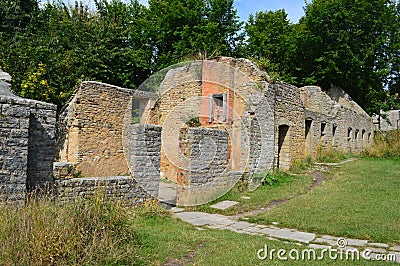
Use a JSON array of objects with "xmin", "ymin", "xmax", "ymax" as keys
[
  {"xmin": 55, "ymin": 176, "xmax": 151, "ymax": 205},
  {"xmin": 177, "ymin": 127, "xmax": 237, "ymax": 205}
]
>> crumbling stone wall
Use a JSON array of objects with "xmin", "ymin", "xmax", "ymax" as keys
[
  {"xmin": 57, "ymin": 81, "xmax": 157, "ymax": 177},
  {"xmin": 55, "ymin": 82, "xmax": 161, "ymax": 204},
  {"xmin": 126, "ymin": 124, "xmax": 162, "ymax": 198},
  {"xmin": 272, "ymin": 82, "xmax": 305, "ymax": 169},
  {"xmin": 0, "ymin": 76, "xmax": 56, "ymax": 205},
  {"xmin": 373, "ymin": 110, "xmax": 400, "ymax": 131}
]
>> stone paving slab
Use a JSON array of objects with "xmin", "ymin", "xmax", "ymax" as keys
[
  {"xmin": 259, "ymin": 227, "xmax": 316, "ymax": 243},
  {"xmin": 308, "ymin": 243, "xmax": 331, "ymax": 250},
  {"xmin": 313, "ymin": 238, "xmax": 338, "ymax": 246},
  {"xmin": 345, "ymin": 238, "xmax": 368, "ymax": 247},
  {"xmin": 390, "ymin": 246, "xmax": 400, "ymax": 251},
  {"xmin": 242, "ymin": 226, "xmax": 262, "ymax": 233},
  {"xmin": 210, "ymin": 200, "xmax": 239, "ymax": 210},
  {"xmin": 226, "ymin": 221, "xmax": 254, "ymax": 230},
  {"xmin": 320, "ymin": 235, "xmax": 338, "ymax": 241},
  {"xmin": 173, "ymin": 211, "xmax": 397, "ymax": 254},
  {"xmin": 393, "ymin": 252, "xmax": 400, "ymax": 263},
  {"xmin": 174, "ymin": 212, "xmax": 205, "ymax": 221},
  {"xmin": 367, "ymin": 247, "xmax": 388, "ymax": 254},
  {"xmin": 368, "ymin": 242, "xmax": 389, "ymax": 248},
  {"xmin": 170, "ymin": 207, "xmax": 185, "ymax": 213}
]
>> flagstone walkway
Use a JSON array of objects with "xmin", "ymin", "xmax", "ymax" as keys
[{"xmin": 171, "ymin": 208, "xmax": 400, "ymax": 263}]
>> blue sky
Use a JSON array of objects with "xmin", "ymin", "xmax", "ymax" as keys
[
  {"xmin": 44, "ymin": 0, "xmax": 307, "ymax": 23},
  {"xmin": 234, "ymin": 0, "xmax": 308, "ymax": 23}
]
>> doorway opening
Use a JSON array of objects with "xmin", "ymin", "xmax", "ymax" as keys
[{"xmin": 277, "ymin": 125, "xmax": 290, "ymax": 169}]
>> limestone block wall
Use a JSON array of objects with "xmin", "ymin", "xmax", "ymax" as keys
[
  {"xmin": 55, "ymin": 176, "xmax": 151, "ymax": 205},
  {"xmin": 272, "ymin": 82, "xmax": 305, "ymax": 169},
  {"xmin": 0, "ymin": 97, "xmax": 30, "ymax": 204},
  {"xmin": 127, "ymin": 124, "xmax": 162, "ymax": 198},
  {"xmin": 334, "ymin": 106, "xmax": 373, "ymax": 152},
  {"xmin": 298, "ymin": 85, "xmax": 374, "ymax": 156},
  {"xmin": 373, "ymin": 110, "xmax": 400, "ymax": 131},
  {"xmin": 27, "ymin": 101, "xmax": 57, "ymax": 192},
  {"xmin": 0, "ymin": 94, "xmax": 56, "ymax": 205},
  {"xmin": 56, "ymin": 82, "xmax": 133, "ymax": 177},
  {"xmin": 177, "ymin": 127, "xmax": 233, "ymax": 205}
]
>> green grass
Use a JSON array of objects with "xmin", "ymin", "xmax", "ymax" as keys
[
  {"xmin": 187, "ymin": 172, "xmax": 314, "ymax": 216},
  {"xmin": 131, "ymin": 212, "xmax": 392, "ymax": 265},
  {"xmin": 0, "ymin": 194, "xmax": 395, "ymax": 265},
  {"xmin": 246, "ymin": 158, "xmax": 400, "ymax": 244}
]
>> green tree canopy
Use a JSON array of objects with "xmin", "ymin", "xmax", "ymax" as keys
[{"xmin": 300, "ymin": 0, "xmax": 400, "ymax": 114}]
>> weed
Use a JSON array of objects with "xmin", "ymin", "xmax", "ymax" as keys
[{"xmin": 185, "ymin": 116, "xmax": 201, "ymax": 127}]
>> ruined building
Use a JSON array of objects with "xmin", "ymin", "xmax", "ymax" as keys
[
  {"xmin": 55, "ymin": 58, "xmax": 374, "ymax": 206},
  {"xmin": 0, "ymin": 58, "xmax": 375, "ymax": 206}
]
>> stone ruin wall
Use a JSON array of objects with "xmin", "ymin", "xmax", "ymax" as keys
[
  {"xmin": 373, "ymin": 110, "xmax": 400, "ymax": 131},
  {"xmin": 57, "ymin": 82, "xmax": 133, "ymax": 177},
  {"xmin": 145, "ymin": 59, "xmax": 275, "ymax": 184},
  {"xmin": 0, "ymin": 85, "xmax": 56, "ymax": 205},
  {"xmin": 0, "ymin": 57, "xmax": 377, "ymax": 206},
  {"xmin": 176, "ymin": 127, "xmax": 237, "ymax": 205},
  {"xmin": 55, "ymin": 82, "xmax": 162, "ymax": 205},
  {"xmin": 272, "ymin": 82, "xmax": 306, "ymax": 169}
]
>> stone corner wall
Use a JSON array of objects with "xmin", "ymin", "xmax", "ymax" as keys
[
  {"xmin": 0, "ymin": 92, "xmax": 56, "ymax": 205},
  {"xmin": 56, "ymin": 82, "xmax": 134, "ymax": 177},
  {"xmin": 129, "ymin": 124, "xmax": 162, "ymax": 198}
]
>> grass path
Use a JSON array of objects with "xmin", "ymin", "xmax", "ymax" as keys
[{"xmin": 245, "ymin": 158, "xmax": 400, "ymax": 244}]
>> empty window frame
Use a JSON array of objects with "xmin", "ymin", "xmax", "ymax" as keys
[{"xmin": 209, "ymin": 93, "xmax": 227, "ymax": 123}]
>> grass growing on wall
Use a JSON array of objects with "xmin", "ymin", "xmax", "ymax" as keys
[{"xmin": 364, "ymin": 129, "xmax": 400, "ymax": 158}]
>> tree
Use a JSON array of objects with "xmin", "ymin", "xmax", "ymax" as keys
[
  {"xmin": 0, "ymin": 0, "xmax": 152, "ymax": 107},
  {"xmin": 299, "ymin": 0, "xmax": 400, "ymax": 114},
  {"xmin": 245, "ymin": 9, "xmax": 298, "ymax": 82},
  {"xmin": 146, "ymin": 0, "xmax": 243, "ymax": 71}
]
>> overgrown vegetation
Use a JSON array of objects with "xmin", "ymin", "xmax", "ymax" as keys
[
  {"xmin": 315, "ymin": 145, "xmax": 352, "ymax": 163},
  {"xmin": 0, "ymin": 195, "xmax": 139, "ymax": 265},
  {"xmin": 363, "ymin": 129, "xmax": 400, "ymax": 158},
  {"xmin": 290, "ymin": 156, "xmax": 313, "ymax": 173}
]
